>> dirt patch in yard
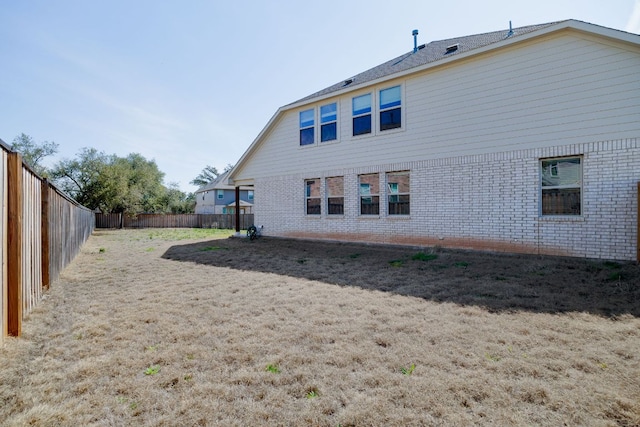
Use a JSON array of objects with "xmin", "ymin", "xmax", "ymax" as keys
[
  {"xmin": 0, "ymin": 229, "xmax": 638, "ymax": 426},
  {"xmin": 164, "ymin": 236, "xmax": 640, "ymax": 317}
]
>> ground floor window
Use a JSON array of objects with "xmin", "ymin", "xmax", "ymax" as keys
[
  {"xmin": 305, "ymin": 179, "xmax": 321, "ymax": 215},
  {"xmin": 359, "ymin": 173, "xmax": 379, "ymax": 215},
  {"xmin": 326, "ymin": 176, "xmax": 344, "ymax": 214},
  {"xmin": 540, "ymin": 156, "xmax": 582, "ymax": 215},
  {"xmin": 386, "ymin": 171, "xmax": 410, "ymax": 215}
]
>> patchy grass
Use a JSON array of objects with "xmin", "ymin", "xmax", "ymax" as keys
[
  {"xmin": 144, "ymin": 228, "xmax": 234, "ymax": 241},
  {"xmin": 265, "ymin": 364, "xmax": 281, "ymax": 374},
  {"xmin": 199, "ymin": 246, "xmax": 227, "ymax": 252},
  {"xmin": 412, "ymin": 252, "xmax": 438, "ymax": 261},
  {"xmin": 143, "ymin": 365, "xmax": 160, "ymax": 375},
  {"xmin": 0, "ymin": 230, "xmax": 638, "ymax": 426},
  {"xmin": 400, "ymin": 363, "xmax": 416, "ymax": 375}
]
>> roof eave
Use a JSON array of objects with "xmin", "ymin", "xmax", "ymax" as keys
[{"xmin": 282, "ymin": 20, "xmax": 640, "ymax": 109}]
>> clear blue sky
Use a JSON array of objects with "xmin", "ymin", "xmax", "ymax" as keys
[{"xmin": 2, "ymin": 0, "xmax": 639, "ymax": 192}]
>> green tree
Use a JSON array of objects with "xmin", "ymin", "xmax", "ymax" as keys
[
  {"xmin": 162, "ymin": 183, "xmax": 196, "ymax": 213},
  {"xmin": 51, "ymin": 148, "xmax": 115, "ymax": 211},
  {"xmin": 190, "ymin": 165, "xmax": 219, "ymax": 187},
  {"xmin": 10, "ymin": 133, "xmax": 59, "ymax": 177},
  {"xmin": 114, "ymin": 153, "xmax": 166, "ymax": 213},
  {"xmin": 51, "ymin": 149, "xmax": 193, "ymax": 214}
]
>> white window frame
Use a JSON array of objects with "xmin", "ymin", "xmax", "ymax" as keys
[
  {"xmin": 299, "ymin": 108, "xmax": 315, "ymax": 146},
  {"xmin": 320, "ymin": 102, "xmax": 339, "ymax": 143},
  {"xmin": 352, "ymin": 92, "xmax": 373, "ymax": 137},
  {"xmin": 299, "ymin": 102, "xmax": 341, "ymax": 147},
  {"xmin": 358, "ymin": 173, "xmax": 380, "ymax": 216},
  {"xmin": 326, "ymin": 176, "xmax": 344, "ymax": 215},
  {"xmin": 540, "ymin": 156, "xmax": 582, "ymax": 216},
  {"xmin": 305, "ymin": 179, "xmax": 321, "ymax": 215},
  {"xmin": 386, "ymin": 171, "xmax": 410, "ymax": 216},
  {"xmin": 379, "ymin": 85, "xmax": 403, "ymax": 132}
]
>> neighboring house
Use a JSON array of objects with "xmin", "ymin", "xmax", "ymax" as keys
[
  {"xmin": 194, "ymin": 170, "xmax": 254, "ymax": 214},
  {"xmin": 228, "ymin": 20, "xmax": 640, "ymax": 261}
]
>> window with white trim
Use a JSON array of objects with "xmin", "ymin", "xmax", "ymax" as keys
[
  {"xmin": 379, "ymin": 85, "xmax": 401, "ymax": 131},
  {"xmin": 305, "ymin": 179, "xmax": 321, "ymax": 215},
  {"xmin": 540, "ymin": 156, "xmax": 582, "ymax": 215},
  {"xmin": 359, "ymin": 173, "xmax": 379, "ymax": 215},
  {"xmin": 300, "ymin": 109, "xmax": 315, "ymax": 146},
  {"xmin": 387, "ymin": 171, "xmax": 410, "ymax": 215},
  {"xmin": 216, "ymin": 189, "xmax": 224, "ymax": 199},
  {"xmin": 320, "ymin": 103, "xmax": 337, "ymax": 142},
  {"xmin": 326, "ymin": 176, "xmax": 344, "ymax": 215},
  {"xmin": 248, "ymin": 190, "xmax": 254, "ymax": 201},
  {"xmin": 352, "ymin": 93, "xmax": 372, "ymax": 136}
]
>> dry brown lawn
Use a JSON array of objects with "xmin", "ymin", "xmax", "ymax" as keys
[{"xmin": 1, "ymin": 228, "xmax": 639, "ymax": 426}]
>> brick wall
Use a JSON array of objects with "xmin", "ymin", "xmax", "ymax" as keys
[{"xmin": 253, "ymin": 137, "xmax": 639, "ymax": 260}]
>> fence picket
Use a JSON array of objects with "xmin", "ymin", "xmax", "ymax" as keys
[
  {"xmin": 1, "ymin": 145, "xmax": 94, "ymax": 341},
  {"xmin": 95, "ymin": 213, "xmax": 254, "ymax": 230}
]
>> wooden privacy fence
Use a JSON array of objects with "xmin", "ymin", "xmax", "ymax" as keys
[
  {"xmin": 1, "ymin": 145, "xmax": 94, "ymax": 342},
  {"xmin": 95, "ymin": 213, "xmax": 254, "ymax": 230}
]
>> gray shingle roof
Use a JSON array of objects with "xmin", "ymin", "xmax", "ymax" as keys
[
  {"xmin": 293, "ymin": 21, "xmax": 563, "ymax": 104},
  {"xmin": 195, "ymin": 170, "xmax": 231, "ymax": 193}
]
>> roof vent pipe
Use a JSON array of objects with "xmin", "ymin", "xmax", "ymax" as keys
[
  {"xmin": 412, "ymin": 29, "xmax": 419, "ymax": 53},
  {"xmin": 507, "ymin": 20, "xmax": 513, "ymax": 37}
]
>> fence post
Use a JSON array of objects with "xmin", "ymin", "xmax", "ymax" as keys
[
  {"xmin": 7, "ymin": 152, "xmax": 22, "ymax": 336},
  {"xmin": 235, "ymin": 187, "xmax": 240, "ymax": 233},
  {"xmin": 41, "ymin": 179, "xmax": 50, "ymax": 290}
]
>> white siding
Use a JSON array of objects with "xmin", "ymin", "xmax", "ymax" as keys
[
  {"xmin": 194, "ymin": 191, "xmax": 217, "ymax": 214},
  {"xmin": 236, "ymin": 31, "xmax": 640, "ymax": 181}
]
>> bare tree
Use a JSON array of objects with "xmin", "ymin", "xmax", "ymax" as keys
[
  {"xmin": 190, "ymin": 165, "xmax": 219, "ymax": 187},
  {"xmin": 10, "ymin": 133, "xmax": 59, "ymax": 177}
]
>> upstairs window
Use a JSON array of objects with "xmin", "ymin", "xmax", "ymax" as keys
[
  {"xmin": 352, "ymin": 94, "xmax": 372, "ymax": 136},
  {"xmin": 300, "ymin": 109, "xmax": 315, "ymax": 146},
  {"xmin": 541, "ymin": 157, "xmax": 582, "ymax": 215},
  {"xmin": 216, "ymin": 189, "xmax": 224, "ymax": 199},
  {"xmin": 320, "ymin": 103, "xmax": 337, "ymax": 142},
  {"xmin": 379, "ymin": 86, "xmax": 401, "ymax": 131},
  {"xmin": 359, "ymin": 173, "xmax": 379, "ymax": 215},
  {"xmin": 387, "ymin": 171, "xmax": 410, "ymax": 215},
  {"xmin": 326, "ymin": 176, "xmax": 344, "ymax": 215},
  {"xmin": 248, "ymin": 190, "xmax": 254, "ymax": 201},
  {"xmin": 305, "ymin": 179, "xmax": 321, "ymax": 215}
]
